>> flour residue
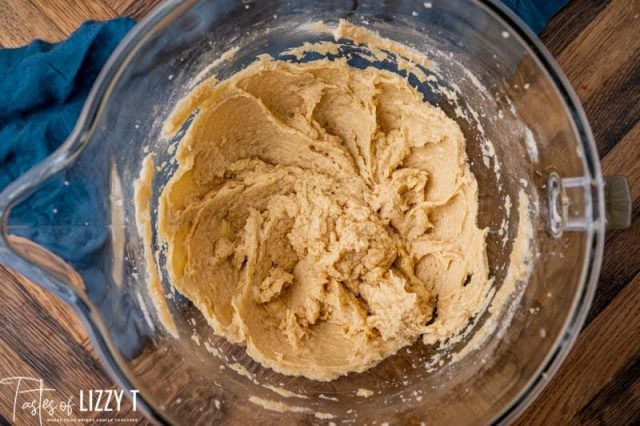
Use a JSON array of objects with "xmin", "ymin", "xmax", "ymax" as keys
[
  {"xmin": 452, "ymin": 189, "xmax": 534, "ymax": 362},
  {"xmin": 249, "ymin": 395, "xmax": 334, "ymax": 419},
  {"xmin": 133, "ymin": 156, "xmax": 178, "ymax": 337},
  {"xmin": 523, "ymin": 126, "xmax": 539, "ymax": 163}
]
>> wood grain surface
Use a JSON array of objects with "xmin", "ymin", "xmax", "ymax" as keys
[{"xmin": 0, "ymin": 0, "xmax": 638, "ymax": 425}]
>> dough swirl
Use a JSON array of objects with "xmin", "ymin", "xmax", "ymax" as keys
[{"xmin": 158, "ymin": 58, "xmax": 489, "ymax": 380}]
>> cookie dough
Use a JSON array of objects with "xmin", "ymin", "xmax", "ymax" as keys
[{"xmin": 156, "ymin": 56, "xmax": 489, "ymax": 381}]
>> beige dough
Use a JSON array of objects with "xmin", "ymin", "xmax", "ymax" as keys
[{"xmin": 156, "ymin": 57, "xmax": 489, "ymax": 381}]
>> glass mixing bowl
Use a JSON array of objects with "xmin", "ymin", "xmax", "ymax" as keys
[{"xmin": 0, "ymin": 0, "xmax": 632, "ymax": 424}]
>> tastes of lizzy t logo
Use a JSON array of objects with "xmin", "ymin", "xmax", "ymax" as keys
[{"xmin": 0, "ymin": 376, "xmax": 139, "ymax": 424}]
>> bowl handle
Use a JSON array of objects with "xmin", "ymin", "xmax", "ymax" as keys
[
  {"xmin": 604, "ymin": 176, "xmax": 632, "ymax": 230},
  {"xmin": 546, "ymin": 172, "xmax": 631, "ymax": 237}
]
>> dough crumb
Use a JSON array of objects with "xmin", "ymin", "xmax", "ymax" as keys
[{"xmin": 356, "ymin": 388, "xmax": 374, "ymax": 398}]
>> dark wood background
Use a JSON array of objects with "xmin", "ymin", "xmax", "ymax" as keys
[{"xmin": 0, "ymin": 0, "xmax": 638, "ymax": 424}]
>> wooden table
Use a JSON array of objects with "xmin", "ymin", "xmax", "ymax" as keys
[{"xmin": 0, "ymin": 0, "xmax": 638, "ymax": 424}]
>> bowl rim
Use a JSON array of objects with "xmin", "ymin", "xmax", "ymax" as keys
[
  {"xmin": 478, "ymin": 0, "xmax": 604, "ymax": 423},
  {"xmin": 0, "ymin": 0, "xmax": 605, "ymax": 424}
]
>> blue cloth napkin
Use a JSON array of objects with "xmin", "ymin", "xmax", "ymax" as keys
[
  {"xmin": 0, "ymin": 18, "xmax": 135, "ymax": 263},
  {"xmin": 501, "ymin": 0, "xmax": 568, "ymax": 33},
  {"xmin": 0, "ymin": 17, "xmax": 135, "ymax": 190}
]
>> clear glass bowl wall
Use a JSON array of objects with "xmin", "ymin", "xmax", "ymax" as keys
[{"xmin": 0, "ymin": 0, "xmax": 603, "ymax": 424}]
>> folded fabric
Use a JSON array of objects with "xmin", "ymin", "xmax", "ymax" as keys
[
  {"xmin": 501, "ymin": 0, "xmax": 568, "ymax": 33},
  {"xmin": 0, "ymin": 18, "xmax": 135, "ymax": 263}
]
